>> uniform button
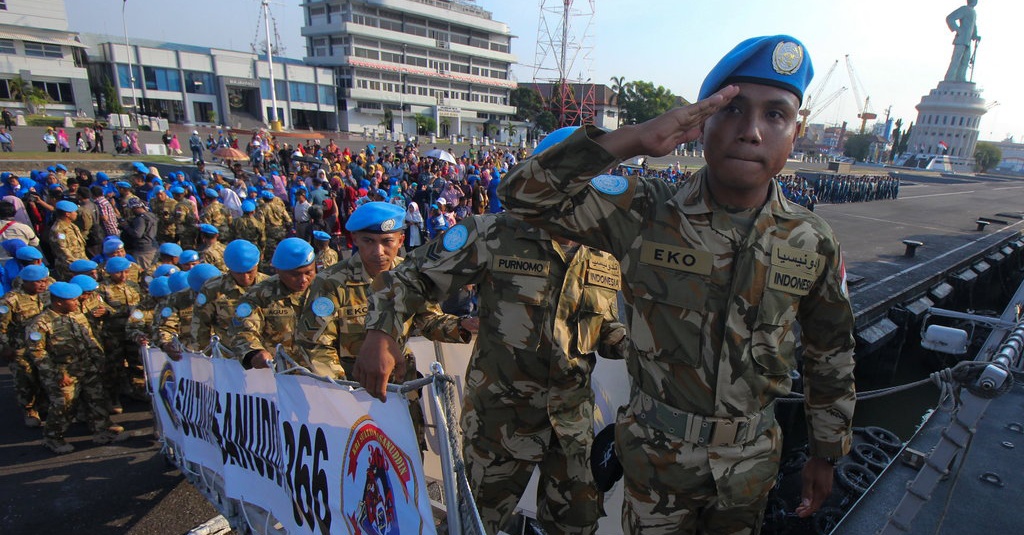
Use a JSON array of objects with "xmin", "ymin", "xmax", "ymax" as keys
[
  {"xmin": 668, "ymin": 427, "xmax": 674, "ymax": 433},
  {"xmin": 701, "ymin": 422, "xmax": 708, "ymax": 428}
]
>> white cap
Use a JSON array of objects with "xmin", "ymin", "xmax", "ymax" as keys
[{"xmin": 193, "ymin": 130, "xmax": 199, "ymax": 135}]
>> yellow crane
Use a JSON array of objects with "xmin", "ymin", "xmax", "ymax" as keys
[
  {"xmin": 798, "ymin": 60, "xmax": 846, "ymax": 137},
  {"xmin": 846, "ymin": 54, "xmax": 876, "ymax": 134}
]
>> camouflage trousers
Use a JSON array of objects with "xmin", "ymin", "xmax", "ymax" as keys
[
  {"xmin": 9, "ymin": 350, "xmax": 45, "ymax": 412},
  {"xmin": 614, "ymin": 409, "xmax": 782, "ymax": 535},
  {"xmin": 40, "ymin": 363, "xmax": 115, "ymax": 440},
  {"xmin": 461, "ymin": 407, "xmax": 602, "ymax": 535},
  {"xmin": 100, "ymin": 325, "xmax": 135, "ymax": 402}
]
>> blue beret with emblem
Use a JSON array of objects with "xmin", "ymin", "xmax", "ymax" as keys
[
  {"xmin": 15, "ymin": 246, "xmax": 43, "ymax": 261},
  {"xmin": 102, "ymin": 238, "xmax": 125, "ymax": 255},
  {"xmin": 271, "ymin": 237, "xmax": 315, "ymax": 270},
  {"xmin": 50, "ymin": 281, "xmax": 82, "ymax": 300},
  {"xmin": 241, "ymin": 200, "xmax": 256, "ymax": 213},
  {"xmin": 148, "ymin": 276, "xmax": 171, "ymax": 297},
  {"xmin": 260, "ymin": 190, "xmax": 275, "ymax": 200},
  {"xmin": 534, "ymin": 126, "xmax": 579, "ymax": 156},
  {"xmin": 55, "ymin": 200, "xmax": 78, "ymax": 213},
  {"xmin": 345, "ymin": 201, "xmax": 405, "ymax": 233},
  {"xmin": 698, "ymin": 34, "xmax": 813, "ymax": 102},
  {"xmin": 199, "ymin": 223, "xmax": 219, "ymax": 235},
  {"xmin": 312, "ymin": 230, "xmax": 331, "ymax": 242},
  {"xmin": 18, "ymin": 264, "xmax": 48, "ymax": 281},
  {"xmin": 168, "ymin": 270, "xmax": 190, "ymax": 293},
  {"xmin": 224, "ymin": 240, "xmax": 261, "ymax": 272},
  {"xmin": 105, "ymin": 256, "xmax": 131, "ymax": 274},
  {"xmin": 69, "ymin": 259, "xmax": 99, "ymax": 273},
  {"xmin": 159, "ymin": 242, "xmax": 183, "ymax": 257},
  {"xmin": 179, "ymin": 249, "xmax": 200, "ymax": 264},
  {"xmin": 187, "ymin": 263, "xmax": 222, "ymax": 292},
  {"xmin": 153, "ymin": 264, "xmax": 180, "ymax": 278},
  {"xmin": 70, "ymin": 274, "xmax": 99, "ymax": 292},
  {"xmin": 115, "ymin": 181, "xmax": 132, "ymax": 189}
]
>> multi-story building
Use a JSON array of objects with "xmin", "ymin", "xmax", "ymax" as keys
[
  {"xmin": 301, "ymin": 0, "xmax": 517, "ymax": 138},
  {"xmin": 0, "ymin": 0, "xmax": 91, "ymax": 118}
]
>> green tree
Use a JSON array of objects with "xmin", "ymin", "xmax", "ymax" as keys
[
  {"xmin": 974, "ymin": 141, "xmax": 1003, "ymax": 173},
  {"xmin": 889, "ymin": 118, "xmax": 903, "ymax": 162},
  {"xmin": 414, "ymin": 113, "xmax": 436, "ymax": 135},
  {"xmin": 103, "ymin": 79, "xmax": 125, "ymax": 115},
  {"xmin": 380, "ymin": 108, "xmax": 394, "ymax": 132},
  {"xmin": 618, "ymin": 80, "xmax": 676, "ymax": 124},
  {"xmin": 510, "ymin": 87, "xmax": 545, "ymax": 122},
  {"xmin": 843, "ymin": 133, "xmax": 874, "ymax": 161},
  {"xmin": 897, "ymin": 122, "xmax": 913, "ymax": 155},
  {"xmin": 534, "ymin": 110, "xmax": 557, "ymax": 135}
]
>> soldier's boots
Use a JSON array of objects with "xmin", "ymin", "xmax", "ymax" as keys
[
  {"xmin": 23, "ymin": 409, "xmax": 42, "ymax": 428},
  {"xmin": 92, "ymin": 425, "xmax": 129, "ymax": 445},
  {"xmin": 43, "ymin": 437, "xmax": 74, "ymax": 455}
]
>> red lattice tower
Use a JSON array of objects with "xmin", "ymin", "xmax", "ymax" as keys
[{"xmin": 531, "ymin": 0, "xmax": 596, "ymax": 127}]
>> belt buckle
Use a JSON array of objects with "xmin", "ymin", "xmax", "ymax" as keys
[{"xmin": 709, "ymin": 418, "xmax": 739, "ymax": 446}]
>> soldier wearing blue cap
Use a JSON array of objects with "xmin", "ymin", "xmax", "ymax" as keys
[
  {"xmin": 69, "ymin": 259, "xmax": 100, "ymax": 280},
  {"xmin": 230, "ymin": 199, "xmax": 266, "ymax": 251},
  {"xmin": 27, "ymin": 281, "xmax": 125, "ymax": 453},
  {"xmin": 493, "ymin": 35, "xmax": 854, "ymax": 532},
  {"xmin": 0, "ymin": 263, "xmax": 51, "ymax": 427},
  {"xmin": 98, "ymin": 238, "xmax": 144, "ymax": 286},
  {"xmin": 193, "ymin": 240, "xmax": 268, "ymax": 351},
  {"xmin": 150, "ymin": 186, "xmax": 178, "ymax": 243},
  {"xmin": 71, "ymin": 274, "xmax": 108, "ymax": 338},
  {"xmin": 256, "ymin": 189, "xmax": 292, "ymax": 268},
  {"xmin": 311, "ymin": 230, "xmax": 337, "ymax": 271},
  {"xmin": 49, "ymin": 199, "xmax": 86, "ymax": 281},
  {"xmin": 178, "ymin": 249, "xmax": 200, "ymax": 271},
  {"xmin": 169, "ymin": 185, "xmax": 199, "ymax": 248},
  {"xmin": 197, "ymin": 223, "xmax": 227, "ymax": 272},
  {"xmin": 97, "ymin": 255, "xmax": 142, "ymax": 409},
  {"xmin": 156, "ymin": 263, "xmax": 221, "ymax": 359},
  {"xmin": 200, "ymin": 187, "xmax": 231, "ymax": 239},
  {"xmin": 230, "ymin": 238, "xmax": 318, "ymax": 369}
]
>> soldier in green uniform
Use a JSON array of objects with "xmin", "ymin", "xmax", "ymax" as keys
[
  {"xmin": 230, "ymin": 238, "xmax": 317, "ymax": 369},
  {"xmin": 146, "ymin": 242, "xmax": 183, "ymax": 279},
  {"xmin": 69, "ymin": 259, "xmax": 101, "ymax": 281},
  {"xmin": 230, "ymin": 200, "xmax": 266, "ymax": 252},
  {"xmin": 49, "ymin": 200, "xmax": 87, "ymax": 280},
  {"xmin": 70, "ymin": 274, "xmax": 108, "ymax": 341},
  {"xmin": 125, "ymin": 276, "xmax": 173, "ymax": 398},
  {"xmin": 311, "ymin": 230, "xmax": 338, "ymax": 272},
  {"xmin": 100, "ymin": 238, "xmax": 144, "ymax": 287},
  {"xmin": 170, "ymin": 187, "xmax": 198, "ymax": 248},
  {"xmin": 150, "ymin": 186, "xmax": 178, "ymax": 243},
  {"xmin": 197, "ymin": 224, "xmax": 227, "ymax": 272},
  {"xmin": 192, "ymin": 240, "xmax": 268, "ymax": 355},
  {"xmin": 355, "ymin": 207, "xmax": 628, "ymax": 534},
  {"xmin": 257, "ymin": 190, "xmax": 292, "ymax": 270},
  {"xmin": 200, "ymin": 188, "xmax": 231, "ymax": 240},
  {"xmin": 0, "ymin": 264, "xmax": 51, "ymax": 427},
  {"xmin": 157, "ymin": 265, "xmax": 221, "ymax": 358},
  {"xmin": 494, "ymin": 35, "xmax": 857, "ymax": 534},
  {"xmin": 26, "ymin": 281, "xmax": 126, "ymax": 454},
  {"xmin": 97, "ymin": 257, "xmax": 141, "ymax": 411},
  {"xmin": 178, "ymin": 249, "xmax": 200, "ymax": 271}
]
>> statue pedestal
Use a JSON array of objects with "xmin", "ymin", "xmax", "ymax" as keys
[{"xmin": 903, "ymin": 80, "xmax": 987, "ymax": 172}]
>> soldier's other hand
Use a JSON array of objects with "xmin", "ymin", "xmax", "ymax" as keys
[
  {"xmin": 59, "ymin": 372, "xmax": 74, "ymax": 387},
  {"xmin": 796, "ymin": 457, "xmax": 835, "ymax": 518},
  {"xmin": 92, "ymin": 307, "xmax": 107, "ymax": 318},
  {"xmin": 251, "ymin": 350, "xmax": 274, "ymax": 369},
  {"xmin": 598, "ymin": 85, "xmax": 739, "ymax": 160},
  {"xmin": 460, "ymin": 316, "xmax": 479, "ymax": 333},
  {"xmin": 162, "ymin": 343, "xmax": 183, "ymax": 361},
  {"xmin": 353, "ymin": 329, "xmax": 401, "ymax": 402}
]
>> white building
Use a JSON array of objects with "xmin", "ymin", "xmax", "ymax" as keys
[
  {"xmin": 301, "ymin": 0, "xmax": 517, "ymax": 138},
  {"xmin": 0, "ymin": 0, "xmax": 91, "ymax": 118}
]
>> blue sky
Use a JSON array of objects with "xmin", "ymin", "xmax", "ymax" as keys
[{"xmin": 70, "ymin": 0, "xmax": 1023, "ymax": 142}]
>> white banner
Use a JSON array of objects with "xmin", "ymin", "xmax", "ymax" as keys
[{"xmin": 145, "ymin": 349, "xmax": 435, "ymax": 535}]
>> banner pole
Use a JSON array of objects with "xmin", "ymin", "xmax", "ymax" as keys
[{"xmin": 429, "ymin": 363, "xmax": 464, "ymax": 534}]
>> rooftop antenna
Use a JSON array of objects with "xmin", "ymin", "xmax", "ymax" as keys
[{"xmin": 531, "ymin": 0, "xmax": 596, "ymax": 128}]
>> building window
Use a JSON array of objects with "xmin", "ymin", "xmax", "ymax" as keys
[
  {"xmin": 0, "ymin": 2, "xmax": 7, "ymax": 10},
  {"xmin": 0, "ymin": 79, "xmax": 11, "ymax": 99},
  {"xmin": 143, "ymin": 66, "xmax": 182, "ymax": 92},
  {"xmin": 260, "ymin": 79, "xmax": 288, "ymax": 100},
  {"xmin": 24, "ymin": 42, "xmax": 63, "ymax": 59},
  {"xmin": 319, "ymin": 86, "xmax": 336, "ymax": 106},
  {"xmin": 184, "ymin": 71, "xmax": 215, "ymax": 95},
  {"xmin": 117, "ymin": 64, "xmax": 143, "ymax": 89},
  {"xmin": 0, "ymin": 39, "xmax": 14, "ymax": 54},
  {"xmin": 289, "ymin": 81, "xmax": 317, "ymax": 103},
  {"xmin": 31, "ymin": 81, "xmax": 73, "ymax": 103}
]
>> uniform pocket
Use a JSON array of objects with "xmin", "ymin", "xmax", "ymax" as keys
[
  {"xmin": 630, "ymin": 270, "xmax": 707, "ymax": 366},
  {"xmin": 491, "ymin": 274, "xmax": 549, "ymax": 351},
  {"xmin": 576, "ymin": 285, "xmax": 617, "ymax": 354},
  {"xmin": 751, "ymin": 289, "xmax": 799, "ymax": 375}
]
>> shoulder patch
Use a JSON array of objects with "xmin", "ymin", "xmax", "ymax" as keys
[
  {"xmin": 57, "ymin": 233, "xmax": 66, "ymax": 240},
  {"xmin": 130, "ymin": 309, "xmax": 144, "ymax": 320},
  {"xmin": 443, "ymin": 224, "xmax": 469, "ymax": 251},
  {"xmin": 28, "ymin": 331, "xmax": 42, "ymax": 341},
  {"xmin": 235, "ymin": 302, "xmax": 253, "ymax": 318},
  {"xmin": 0, "ymin": 305, "xmax": 8, "ymax": 315},
  {"xmin": 311, "ymin": 296, "xmax": 335, "ymax": 318},
  {"xmin": 196, "ymin": 293, "xmax": 207, "ymax": 306},
  {"xmin": 160, "ymin": 306, "xmax": 173, "ymax": 318},
  {"xmin": 590, "ymin": 174, "xmax": 629, "ymax": 196}
]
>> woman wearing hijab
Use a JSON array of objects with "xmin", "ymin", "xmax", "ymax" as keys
[{"xmin": 404, "ymin": 201, "xmax": 425, "ymax": 250}]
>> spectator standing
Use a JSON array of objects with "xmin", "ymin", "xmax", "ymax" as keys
[{"xmin": 0, "ymin": 127, "xmax": 13, "ymax": 152}]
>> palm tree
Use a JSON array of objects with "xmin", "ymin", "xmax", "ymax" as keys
[
  {"xmin": 609, "ymin": 76, "xmax": 628, "ymax": 106},
  {"xmin": 7, "ymin": 77, "xmax": 49, "ymax": 115}
]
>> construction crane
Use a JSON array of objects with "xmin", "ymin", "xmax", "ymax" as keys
[
  {"xmin": 845, "ymin": 54, "xmax": 876, "ymax": 134},
  {"xmin": 808, "ymin": 87, "xmax": 848, "ymax": 123},
  {"xmin": 798, "ymin": 60, "xmax": 837, "ymax": 136}
]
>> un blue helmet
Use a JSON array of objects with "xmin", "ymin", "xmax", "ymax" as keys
[
  {"xmin": 271, "ymin": 237, "xmax": 315, "ymax": 271},
  {"xmin": 18, "ymin": 264, "xmax": 49, "ymax": 282},
  {"xmin": 50, "ymin": 281, "xmax": 82, "ymax": 300},
  {"xmin": 105, "ymin": 256, "xmax": 131, "ymax": 274},
  {"xmin": 148, "ymin": 276, "xmax": 171, "ymax": 297},
  {"xmin": 153, "ymin": 264, "xmax": 180, "ymax": 278},
  {"xmin": 187, "ymin": 263, "xmax": 222, "ymax": 293},
  {"xmin": 533, "ymin": 126, "xmax": 579, "ymax": 156}
]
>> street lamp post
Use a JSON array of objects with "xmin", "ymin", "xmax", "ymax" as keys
[
  {"xmin": 263, "ymin": 0, "xmax": 282, "ymax": 131},
  {"xmin": 399, "ymin": 44, "xmax": 406, "ymax": 142},
  {"xmin": 121, "ymin": 0, "xmax": 139, "ymax": 128}
]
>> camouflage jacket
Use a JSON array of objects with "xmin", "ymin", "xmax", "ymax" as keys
[
  {"xmin": 78, "ymin": 292, "xmax": 108, "ymax": 344},
  {"xmin": 229, "ymin": 276, "xmax": 309, "ymax": 364},
  {"xmin": 126, "ymin": 294, "xmax": 163, "ymax": 344},
  {"xmin": 151, "ymin": 197, "xmax": 178, "ymax": 239},
  {"xmin": 259, "ymin": 197, "xmax": 292, "ymax": 232},
  {"xmin": 199, "ymin": 241, "xmax": 227, "ymax": 272},
  {"xmin": 230, "ymin": 215, "xmax": 266, "ymax": 250},
  {"xmin": 192, "ymin": 272, "xmax": 269, "ymax": 353},
  {"xmin": 497, "ymin": 127, "xmax": 856, "ymax": 458},
  {"xmin": 49, "ymin": 219, "xmax": 87, "ymax": 271},
  {"xmin": 171, "ymin": 198, "xmax": 198, "ymax": 236},
  {"xmin": 25, "ymin": 308, "xmax": 103, "ymax": 377},
  {"xmin": 296, "ymin": 254, "xmax": 468, "ymax": 379},
  {"xmin": 200, "ymin": 202, "xmax": 231, "ymax": 239},
  {"xmin": 98, "ymin": 280, "xmax": 141, "ymax": 334},
  {"xmin": 155, "ymin": 289, "xmax": 198, "ymax": 349},
  {"xmin": 366, "ymin": 213, "xmax": 627, "ymax": 459},
  {"xmin": 314, "ymin": 246, "xmax": 338, "ymax": 272},
  {"xmin": 0, "ymin": 289, "xmax": 50, "ymax": 349}
]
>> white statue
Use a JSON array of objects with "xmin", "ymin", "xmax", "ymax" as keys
[{"xmin": 944, "ymin": 0, "xmax": 980, "ymax": 82}]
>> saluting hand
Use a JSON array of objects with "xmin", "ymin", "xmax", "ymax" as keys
[{"xmin": 353, "ymin": 329, "xmax": 403, "ymax": 402}]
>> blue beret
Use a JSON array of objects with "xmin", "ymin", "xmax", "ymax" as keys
[
  {"xmin": 698, "ymin": 34, "xmax": 813, "ymax": 102},
  {"xmin": 15, "ymin": 246, "xmax": 43, "ymax": 261},
  {"xmin": 271, "ymin": 237, "xmax": 315, "ymax": 270},
  {"xmin": 55, "ymin": 164, "xmax": 67, "ymax": 172},
  {"xmin": 151, "ymin": 178, "xmax": 163, "ymax": 186},
  {"xmin": 50, "ymin": 281, "xmax": 82, "ymax": 300},
  {"xmin": 345, "ymin": 202, "xmax": 405, "ymax": 233},
  {"xmin": 204, "ymin": 188, "xmax": 219, "ymax": 198},
  {"xmin": 152, "ymin": 185, "xmax": 165, "ymax": 194},
  {"xmin": 132, "ymin": 162, "xmax": 149, "ymax": 173},
  {"xmin": 170, "ymin": 186, "xmax": 186, "ymax": 195},
  {"xmin": 148, "ymin": 277, "xmax": 171, "ymax": 297},
  {"xmin": 359, "ymin": 179, "xmax": 370, "ymax": 189},
  {"xmin": 312, "ymin": 230, "xmax": 331, "ymax": 242},
  {"xmin": 18, "ymin": 264, "xmax": 48, "ymax": 281},
  {"xmin": 96, "ymin": 172, "xmax": 109, "ymax": 181},
  {"xmin": 247, "ymin": 186, "xmax": 258, "ymax": 194},
  {"xmin": 153, "ymin": 264, "xmax": 180, "ymax": 278},
  {"xmin": 115, "ymin": 181, "xmax": 131, "ymax": 189},
  {"xmin": 187, "ymin": 263, "xmax": 221, "ymax": 292},
  {"xmin": 70, "ymin": 274, "xmax": 99, "ymax": 292},
  {"xmin": 224, "ymin": 240, "xmax": 261, "ymax": 272},
  {"xmin": 55, "ymin": 200, "xmax": 78, "ymax": 213},
  {"xmin": 1, "ymin": 238, "xmax": 26, "ymax": 256},
  {"xmin": 46, "ymin": 166, "xmax": 55, "ymax": 173},
  {"xmin": 199, "ymin": 223, "xmax": 219, "ymax": 235},
  {"xmin": 105, "ymin": 256, "xmax": 131, "ymax": 274},
  {"xmin": 48, "ymin": 184, "xmax": 63, "ymax": 191},
  {"xmin": 102, "ymin": 238, "xmax": 125, "ymax": 255},
  {"xmin": 260, "ymin": 190, "xmax": 275, "ymax": 200},
  {"xmin": 69, "ymin": 259, "xmax": 98, "ymax": 273},
  {"xmin": 241, "ymin": 200, "xmax": 256, "ymax": 213},
  {"xmin": 179, "ymin": 250, "xmax": 200, "ymax": 264},
  {"xmin": 534, "ymin": 127, "xmax": 579, "ymax": 156},
  {"xmin": 159, "ymin": 242, "xmax": 183, "ymax": 257},
  {"xmin": 168, "ymin": 270, "xmax": 190, "ymax": 293}
]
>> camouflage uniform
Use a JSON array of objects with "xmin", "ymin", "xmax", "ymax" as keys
[
  {"xmin": 199, "ymin": 240, "xmax": 228, "ymax": 272},
  {"xmin": 125, "ymin": 294, "xmax": 164, "ymax": 396},
  {"xmin": 154, "ymin": 289, "xmax": 198, "ymax": 350},
  {"xmin": 498, "ymin": 128, "xmax": 857, "ymax": 534},
  {"xmin": 0, "ymin": 289, "xmax": 50, "ymax": 419},
  {"xmin": 200, "ymin": 201, "xmax": 232, "ymax": 240},
  {"xmin": 78, "ymin": 291, "xmax": 108, "ymax": 349},
  {"xmin": 25, "ymin": 308, "xmax": 116, "ymax": 442},
  {"xmin": 172, "ymin": 197, "xmax": 199, "ymax": 248},
  {"xmin": 229, "ymin": 276, "xmax": 309, "ymax": 366},
  {"xmin": 230, "ymin": 214, "xmax": 266, "ymax": 251},
  {"xmin": 49, "ymin": 219, "xmax": 87, "ymax": 280},
  {"xmin": 191, "ymin": 272, "xmax": 269, "ymax": 355},
  {"xmin": 151, "ymin": 197, "xmax": 178, "ymax": 243},
  {"xmin": 97, "ymin": 279, "xmax": 142, "ymax": 403},
  {"xmin": 259, "ymin": 197, "xmax": 292, "ymax": 268},
  {"xmin": 366, "ymin": 213, "xmax": 628, "ymax": 534},
  {"xmin": 314, "ymin": 246, "xmax": 338, "ymax": 272}
]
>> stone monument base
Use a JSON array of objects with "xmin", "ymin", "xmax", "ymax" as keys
[{"xmin": 903, "ymin": 80, "xmax": 987, "ymax": 173}]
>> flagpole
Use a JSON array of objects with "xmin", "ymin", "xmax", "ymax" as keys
[
  {"xmin": 263, "ymin": 0, "xmax": 282, "ymax": 132},
  {"xmin": 121, "ymin": 0, "xmax": 140, "ymax": 128}
]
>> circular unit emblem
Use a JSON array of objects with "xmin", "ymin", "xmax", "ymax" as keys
[
  {"xmin": 590, "ymin": 174, "xmax": 629, "ymax": 196},
  {"xmin": 236, "ymin": 302, "xmax": 253, "ymax": 318},
  {"xmin": 28, "ymin": 331, "xmax": 42, "ymax": 341},
  {"xmin": 380, "ymin": 218, "xmax": 396, "ymax": 232},
  {"xmin": 196, "ymin": 293, "xmax": 207, "ymax": 306},
  {"xmin": 443, "ymin": 225, "xmax": 469, "ymax": 252},
  {"xmin": 311, "ymin": 296, "xmax": 335, "ymax": 318},
  {"xmin": 772, "ymin": 41, "xmax": 803, "ymax": 75},
  {"xmin": 161, "ymin": 307, "xmax": 173, "ymax": 318}
]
